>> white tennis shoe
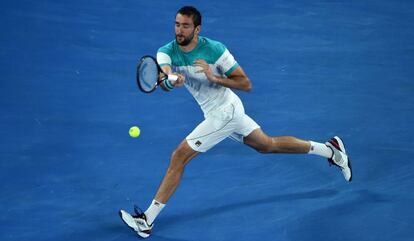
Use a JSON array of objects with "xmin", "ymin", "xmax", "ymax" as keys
[
  {"xmin": 119, "ymin": 206, "xmax": 153, "ymax": 238},
  {"xmin": 326, "ymin": 136, "xmax": 353, "ymax": 182}
]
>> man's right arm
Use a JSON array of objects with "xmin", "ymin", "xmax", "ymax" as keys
[
  {"xmin": 161, "ymin": 65, "xmax": 172, "ymax": 74},
  {"xmin": 160, "ymin": 65, "xmax": 185, "ymax": 87},
  {"xmin": 157, "ymin": 51, "xmax": 185, "ymax": 87}
]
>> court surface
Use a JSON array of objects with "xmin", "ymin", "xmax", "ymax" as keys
[{"xmin": 1, "ymin": 0, "xmax": 414, "ymax": 240}]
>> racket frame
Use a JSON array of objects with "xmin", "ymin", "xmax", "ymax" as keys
[{"xmin": 136, "ymin": 55, "xmax": 168, "ymax": 93}]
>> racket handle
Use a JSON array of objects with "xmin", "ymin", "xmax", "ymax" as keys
[
  {"xmin": 160, "ymin": 74, "xmax": 178, "ymax": 91},
  {"xmin": 167, "ymin": 74, "xmax": 178, "ymax": 82}
]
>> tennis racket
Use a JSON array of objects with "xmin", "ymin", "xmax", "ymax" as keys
[{"xmin": 136, "ymin": 55, "xmax": 178, "ymax": 93}]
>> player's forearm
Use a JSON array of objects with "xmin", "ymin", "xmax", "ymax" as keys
[{"xmin": 211, "ymin": 75, "xmax": 252, "ymax": 92}]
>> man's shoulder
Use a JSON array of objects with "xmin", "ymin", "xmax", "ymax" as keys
[
  {"xmin": 198, "ymin": 36, "xmax": 228, "ymax": 63},
  {"xmin": 200, "ymin": 37, "xmax": 226, "ymax": 54},
  {"xmin": 158, "ymin": 40, "xmax": 176, "ymax": 54}
]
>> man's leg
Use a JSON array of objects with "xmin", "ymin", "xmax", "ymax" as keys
[
  {"xmin": 243, "ymin": 128, "xmax": 352, "ymax": 181},
  {"xmin": 144, "ymin": 109, "xmax": 238, "ymax": 227},
  {"xmin": 142, "ymin": 139, "xmax": 198, "ymax": 226},
  {"xmin": 243, "ymin": 128, "xmax": 335, "ymax": 158},
  {"xmin": 243, "ymin": 128, "xmax": 315, "ymax": 154},
  {"xmin": 154, "ymin": 139, "xmax": 199, "ymax": 203},
  {"xmin": 119, "ymin": 139, "xmax": 198, "ymax": 238}
]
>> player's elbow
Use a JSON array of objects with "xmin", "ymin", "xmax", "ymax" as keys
[{"xmin": 243, "ymin": 79, "xmax": 252, "ymax": 92}]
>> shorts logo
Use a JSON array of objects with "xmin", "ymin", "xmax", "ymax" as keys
[{"xmin": 195, "ymin": 140, "xmax": 202, "ymax": 147}]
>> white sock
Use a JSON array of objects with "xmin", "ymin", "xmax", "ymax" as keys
[
  {"xmin": 144, "ymin": 200, "xmax": 165, "ymax": 225},
  {"xmin": 308, "ymin": 141, "xmax": 333, "ymax": 158}
]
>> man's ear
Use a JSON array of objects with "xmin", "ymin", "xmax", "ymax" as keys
[{"xmin": 195, "ymin": 25, "xmax": 201, "ymax": 34}]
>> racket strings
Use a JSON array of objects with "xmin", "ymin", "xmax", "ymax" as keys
[{"xmin": 138, "ymin": 57, "xmax": 159, "ymax": 92}]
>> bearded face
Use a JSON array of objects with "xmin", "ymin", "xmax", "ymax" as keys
[{"xmin": 175, "ymin": 14, "xmax": 199, "ymax": 46}]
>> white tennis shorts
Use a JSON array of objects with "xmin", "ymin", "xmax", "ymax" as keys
[{"xmin": 186, "ymin": 97, "xmax": 260, "ymax": 152}]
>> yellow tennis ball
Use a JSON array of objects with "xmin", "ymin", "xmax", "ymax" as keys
[{"xmin": 129, "ymin": 126, "xmax": 140, "ymax": 138}]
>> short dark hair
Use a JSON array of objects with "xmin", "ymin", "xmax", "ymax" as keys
[{"xmin": 177, "ymin": 6, "xmax": 202, "ymax": 27}]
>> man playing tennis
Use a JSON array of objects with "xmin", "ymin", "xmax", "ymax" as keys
[{"xmin": 120, "ymin": 6, "xmax": 352, "ymax": 238}]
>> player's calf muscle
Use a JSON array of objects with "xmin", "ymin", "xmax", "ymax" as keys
[
  {"xmin": 271, "ymin": 136, "xmax": 310, "ymax": 153},
  {"xmin": 250, "ymin": 137, "xmax": 273, "ymax": 153},
  {"xmin": 250, "ymin": 136, "xmax": 309, "ymax": 154}
]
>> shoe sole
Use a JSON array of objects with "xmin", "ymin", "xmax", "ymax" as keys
[
  {"xmin": 118, "ymin": 210, "xmax": 150, "ymax": 238},
  {"xmin": 119, "ymin": 210, "xmax": 138, "ymax": 231},
  {"xmin": 334, "ymin": 136, "xmax": 352, "ymax": 182},
  {"xmin": 347, "ymin": 158, "xmax": 353, "ymax": 182},
  {"xmin": 328, "ymin": 136, "xmax": 353, "ymax": 182}
]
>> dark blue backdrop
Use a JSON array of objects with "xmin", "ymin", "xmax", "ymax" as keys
[{"xmin": 1, "ymin": 1, "xmax": 413, "ymax": 240}]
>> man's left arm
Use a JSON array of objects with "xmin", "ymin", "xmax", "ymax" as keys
[{"xmin": 194, "ymin": 59, "xmax": 252, "ymax": 92}]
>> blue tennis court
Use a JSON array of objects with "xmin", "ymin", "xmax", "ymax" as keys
[{"xmin": 1, "ymin": 0, "xmax": 413, "ymax": 240}]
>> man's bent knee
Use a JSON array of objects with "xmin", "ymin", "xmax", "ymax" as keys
[{"xmin": 168, "ymin": 140, "xmax": 199, "ymax": 170}]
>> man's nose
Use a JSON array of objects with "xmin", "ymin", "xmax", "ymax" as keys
[{"xmin": 176, "ymin": 26, "xmax": 183, "ymax": 34}]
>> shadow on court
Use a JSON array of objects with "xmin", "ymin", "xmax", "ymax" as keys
[{"xmin": 158, "ymin": 189, "xmax": 339, "ymax": 226}]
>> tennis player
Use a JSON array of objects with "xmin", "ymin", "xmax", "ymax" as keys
[{"xmin": 120, "ymin": 6, "xmax": 352, "ymax": 238}]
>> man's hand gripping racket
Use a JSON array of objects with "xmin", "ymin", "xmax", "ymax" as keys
[{"xmin": 136, "ymin": 55, "xmax": 184, "ymax": 93}]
